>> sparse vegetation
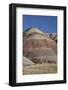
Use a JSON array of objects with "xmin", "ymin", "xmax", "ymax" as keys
[{"xmin": 23, "ymin": 63, "xmax": 57, "ymax": 75}]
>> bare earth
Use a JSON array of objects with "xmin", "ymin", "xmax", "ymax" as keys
[{"xmin": 23, "ymin": 63, "xmax": 57, "ymax": 75}]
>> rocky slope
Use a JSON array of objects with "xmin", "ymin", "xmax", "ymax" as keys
[
  {"xmin": 23, "ymin": 56, "xmax": 35, "ymax": 66},
  {"xmin": 23, "ymin": 27, "xmax": 57, "ymax": 64}
]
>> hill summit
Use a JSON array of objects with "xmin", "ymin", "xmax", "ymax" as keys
[{"xmin": 24, "ymin": 27, "xmax": 43, "ymax": 34}]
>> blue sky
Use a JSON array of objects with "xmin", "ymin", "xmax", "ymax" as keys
[{"xmin": 23, "ymin": 15, "xmax": 57, "ymax": 33}]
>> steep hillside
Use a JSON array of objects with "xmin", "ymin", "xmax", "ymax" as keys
[{"xmin": 23, "ymin": 27, "xmax": 57, "ymax": 64}]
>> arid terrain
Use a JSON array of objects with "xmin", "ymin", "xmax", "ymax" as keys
[
  {"xmin": 23, "ymin": 63, "xmax": 57, "ymax": 75},
  {"xmin": 23, "ymin": 27, "xmax": 57, "ymax": 75}
]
